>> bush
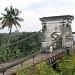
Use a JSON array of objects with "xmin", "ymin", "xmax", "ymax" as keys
[
  {"xmin": 0, "ymin": 47, "xmax": 21, "ymax": 63},
  {"xmin": 58, "ymin": 52, "xmax": 75, "ymax": 75},
  {"xmin": 16, "ymin": 62, "xmax": 59, "ymax": 75}
]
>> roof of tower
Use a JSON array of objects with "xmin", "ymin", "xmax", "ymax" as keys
[{"xmin": 40, "ymin": 15, "xmax": 74, "ymax": 22}]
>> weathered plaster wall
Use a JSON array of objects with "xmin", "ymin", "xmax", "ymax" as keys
[{"xmin": 40, "ymin": 15, "xmax": 74, "ymax": 52}]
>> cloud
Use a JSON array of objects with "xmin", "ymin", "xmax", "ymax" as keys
[
  {"xmin": 62, "ymin": 0, "xmax": 74, "ymax": 2},
  {"xmin": 0, "ymin": 0, "xmax": 74, "ymax": 33}
]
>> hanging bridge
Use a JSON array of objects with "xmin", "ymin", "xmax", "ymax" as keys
[{"xmin": 0, "ymin": 15, "xmax": 74, "ymax": 75}]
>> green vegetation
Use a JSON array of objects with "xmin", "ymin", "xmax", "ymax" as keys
[
  {"xmin": 0, "ymin": 32, "xmax": 41, "ymax": 63},
  {"xmin": 0, "ymin": 47, "xmax": 21, "ymax": 62},
  {"xmin": 58, "ymin": 50, "xmax": 75, "ymax": 75},
  {"xmin": 16, "ymin": 62, "xmax": 59, "ymax": 75},
  {"xmin": 18, "ymin": 32, "xmax": 41, "ymax": 55}
]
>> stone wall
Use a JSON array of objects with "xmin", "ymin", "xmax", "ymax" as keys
[{"xmin": 40, "ymin": 15, "xmax": 74, "ymax": 52}]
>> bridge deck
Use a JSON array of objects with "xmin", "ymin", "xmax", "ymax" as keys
[{"xmin": 0, "ymin": 49, "xmax": 63, "ymax": 75}]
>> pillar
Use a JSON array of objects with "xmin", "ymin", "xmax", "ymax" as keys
[{"xmin": 39, "ymin": 15, "xmax": 74, "ymax": 52}]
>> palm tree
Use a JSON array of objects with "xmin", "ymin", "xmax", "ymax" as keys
[{"xmin": 0, "ymin": 6, "xmax": 24, "ymax": 35}]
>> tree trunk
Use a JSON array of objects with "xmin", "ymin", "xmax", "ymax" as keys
[
  {"xmin": 9, "ymin": 29, "xmax": 11, "ymax": 36},
  {"xmin": 8, "ymin": 29, "xmax": 11, "ymax": 45}
]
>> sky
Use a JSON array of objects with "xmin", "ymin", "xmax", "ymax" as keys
[{"xmin": 0, "ymin": 0, "xmax": 74, "ymax": 33}]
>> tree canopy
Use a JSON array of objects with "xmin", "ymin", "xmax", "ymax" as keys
[{"xmin": 0, "ymin": 6, "xmax": 24, "ymax": 34}]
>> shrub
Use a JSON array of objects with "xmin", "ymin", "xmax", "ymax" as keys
[{"xmin": 58, "ymin": 52, "xmax": 75, "ymax": 75}]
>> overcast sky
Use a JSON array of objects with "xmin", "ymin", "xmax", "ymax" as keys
[{"xmin": 0, "ymin": 0, "xmax": 74, "ymax": 33}]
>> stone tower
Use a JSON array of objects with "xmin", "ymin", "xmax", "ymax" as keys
[{"xmin": 40, "ymin": 15, "xmax": 74, "ymax": 52}]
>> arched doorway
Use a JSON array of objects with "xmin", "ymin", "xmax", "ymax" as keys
[{"xmin": 51, "ymin": 32, "xmax": 62, "ymax": 50}]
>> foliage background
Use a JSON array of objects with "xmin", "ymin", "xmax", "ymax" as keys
[{"xmin": 0, "ymin": 32, "xmax": 41, "ymax": 62}]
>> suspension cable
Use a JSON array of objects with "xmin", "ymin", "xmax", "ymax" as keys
[
  {"xmin": 0, "ymin": 29, "xmax": 42, "ymax": 48},
  {"xmin": 47, "ymin": 35, "xmax": 62, "ymax": 50}
]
